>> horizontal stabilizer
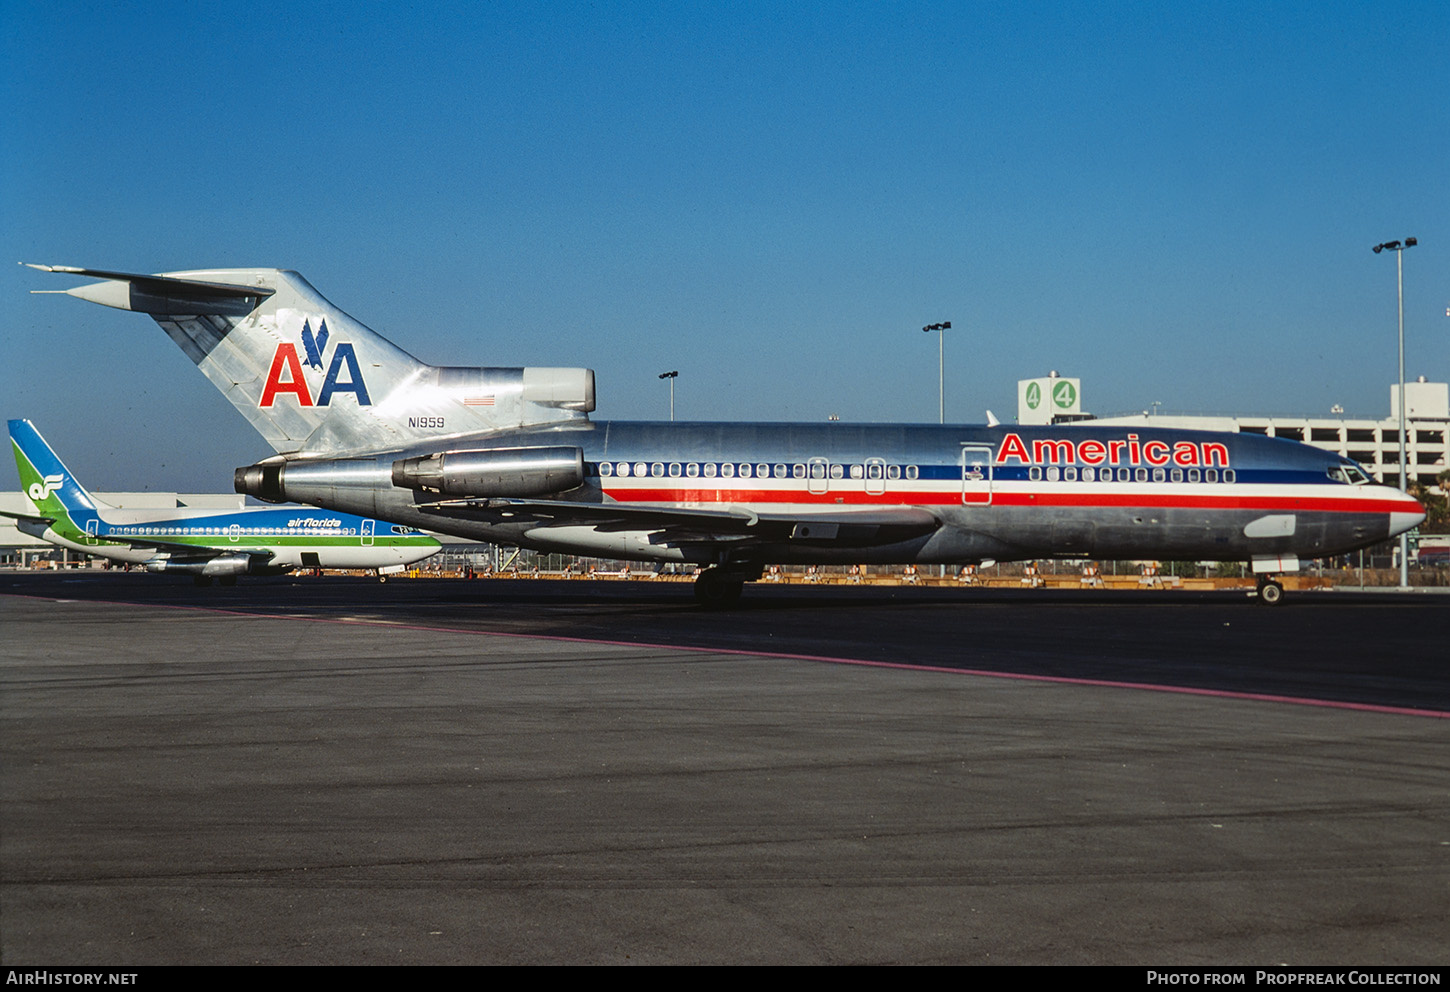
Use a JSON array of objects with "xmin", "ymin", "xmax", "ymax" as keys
[
  {"xmin": 23, "ymin": 263, "xmax": 274, "ymax": 316},
  {"xmin": 0, "ymin": 508, "xmax": 55, "ymax": 527}
]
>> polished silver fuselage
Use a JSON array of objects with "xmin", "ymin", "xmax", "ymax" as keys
[{"xmin": 260, "ymin": 420, "xmax": 1422, "ymax": 567}]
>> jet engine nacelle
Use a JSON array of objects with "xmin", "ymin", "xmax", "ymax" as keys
[
  {"xmin": 145, "ymin": 554, "xmax": 259, "ymax": 577},
  {"xmin": 235, "ymin": 445, "xmax": 585, "ymax": 506},
  {"xmin": 235, "ymin": 456, "xmax": 391, "ymax": 505},
  {"xmin": 391, "ymin": 446, "xmax": 585, "ymax": 497}
]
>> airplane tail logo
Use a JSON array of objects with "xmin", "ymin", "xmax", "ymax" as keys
[
  {"xmin": 8, "ymin": 420, "xmax": 105, "ymax": 533},
  {"xmin": 259, "ymin": 319, "xmax": 373, "ymax": 409},
  {"xmin": 27, "ymin": 474, "xmax": 64, "ymax": 503}
]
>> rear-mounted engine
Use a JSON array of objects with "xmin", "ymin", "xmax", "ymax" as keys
[{"xmin": 391, "ymin": 446, "xmax": 584, "ymax": 497}]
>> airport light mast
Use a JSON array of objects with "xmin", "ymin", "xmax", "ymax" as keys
[
  {"xmin": 659, "ymin": 370, "xmax": 678, "ymax": 421},
  {"xmin": 1372, "ymin": 237, "xmax": 1417, "ymax": 589},
  {"xmin": 922, "ymin": 322, "xmax": 951, "ymax": 424}
]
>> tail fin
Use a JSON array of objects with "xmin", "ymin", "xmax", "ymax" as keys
[
  {"xmin": 27, "ymin": 265, "xmax": 596, "ymax": 456},
  {"xmin": 8, "ymin": 419, "xmax": 106, "ymax": 536}
]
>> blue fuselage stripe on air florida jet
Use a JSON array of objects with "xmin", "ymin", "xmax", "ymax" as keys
[{"xmin": 86, "ymin": 510, "xmax": 423, "ymax": 544}]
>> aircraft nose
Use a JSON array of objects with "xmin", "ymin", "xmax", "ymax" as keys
[{"xmin": 1388, "ymin": 489, "xmax": 1426, "ymax": 538}]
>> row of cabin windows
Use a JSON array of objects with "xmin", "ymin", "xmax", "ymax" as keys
[
  {"xmin": 109, "ymin": 526, "xmax": 356, "ymax": 536},
  {"xmin": 596, "ymin": 461, "xmax": 1238, "ymax": 485},
  {"xmin": 598, "ymin": 461, "xmax": 921, "ymax": 481},
  {"xmin": 1028, "ymin": 465, "xmax": 1236, "ymax": 484}
]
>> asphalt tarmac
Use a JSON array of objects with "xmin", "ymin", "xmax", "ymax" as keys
[{"xmin": 2, "ymin": 573, "xmax": 1446, "ymax": 964}]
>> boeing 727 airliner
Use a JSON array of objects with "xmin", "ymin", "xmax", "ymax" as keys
[
  {"xmin": 7, "ymin": 418, "xmax": 440, "ymax": 584},
  {"xmin": 28, "ymin": 264, "xmax": 1424, "ymax": 605}
]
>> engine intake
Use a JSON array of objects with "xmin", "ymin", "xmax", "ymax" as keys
[
  {"xmin": 235, "ymin": 462, "xmax": 286, "ymax": 503},
  {"xmin": 391, "ymin": 446, "xmax": 584, "ymax": 497}
]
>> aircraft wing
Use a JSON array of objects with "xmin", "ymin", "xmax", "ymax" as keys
[
  {"xmin": 101, "ymin": 534, "xmax": 279, "ymax": 563},
  {"xmin": 414, "ymin": 497, "xmax": 941, "ymax": 549},
  {"xmin": 59, "ymin": 526, "xmax": 279, "ymax": 562}
]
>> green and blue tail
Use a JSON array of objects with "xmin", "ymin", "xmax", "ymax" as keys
[{"xmin": 8, "ymin": 419, "xmax": 104, "ymax": 541}]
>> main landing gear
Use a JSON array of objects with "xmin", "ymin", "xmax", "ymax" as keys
[
  {"xmin": 693, "ymin": 566, "xmax": 757, "ymax": 608},
  {"xmin": 1255, "ymin": 575, "xmax": 1285, "ymax": 607}
]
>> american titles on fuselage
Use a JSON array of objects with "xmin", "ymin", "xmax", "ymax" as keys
[{"xmin": 994, "ymin": 432, "xmax": 1228, "ymax": 468}]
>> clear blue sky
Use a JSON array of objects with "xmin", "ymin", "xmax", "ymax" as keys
[{"xmin": 3, "ymin": 1, "xmax": 1446, "ymax": 492}]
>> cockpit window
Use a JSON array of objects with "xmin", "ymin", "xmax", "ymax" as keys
[{"xmin": 1328, "ymin": 463, "xmax": 1371, "ymax": 485}]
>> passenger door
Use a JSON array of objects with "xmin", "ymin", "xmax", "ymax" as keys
[{"xmin": 961, "ymin": 444, "xmax": 992, "ymax": 505}]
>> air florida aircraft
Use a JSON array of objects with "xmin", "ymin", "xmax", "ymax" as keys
[
  {"xmin": 29, "ymin": 264, "xmax": 1424, "ymax": 605},
  {"xmin": 7, "ymin": 418, "xmax": 440, "ymax": 583}
]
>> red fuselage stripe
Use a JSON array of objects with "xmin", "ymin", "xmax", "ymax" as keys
[{"xmin": 601, "ymin": 486, "xmax": 1414, "ymax": 515}]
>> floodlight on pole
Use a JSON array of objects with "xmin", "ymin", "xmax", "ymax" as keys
[
  {"xmin": 922, "ymin": 321, "xmax": 951, "ymax": 424},
  {"xmin": 658, "ymin": 370, "xmax": 678, "ymax": 421},
  {"xmin": 1372, "ymin": 237, "xmax": 1417, "ymax": 588}
]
